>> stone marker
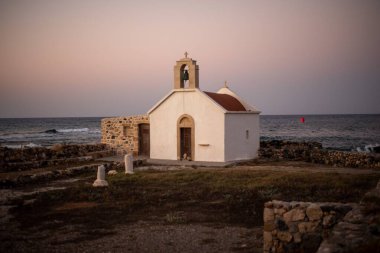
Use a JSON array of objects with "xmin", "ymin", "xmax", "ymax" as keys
[
  {"xmin": 93, "ymin": 165, "xmax": 108, "ymax": 187},
  {"xmin": 125, "ymin": 154, "xmax": 134, "ymax": 174},
  {"xmin": 108, "ymin": 170, "xmax": 117, "ymax": 175}
]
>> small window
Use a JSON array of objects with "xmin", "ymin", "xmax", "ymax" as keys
[
  {"xmin": 246, "ymin": 130, "xmax": 249, "ymax": 139},
  {"xmin": 122, "ymin": 125, "xmax": 128, "ymax": 137}
]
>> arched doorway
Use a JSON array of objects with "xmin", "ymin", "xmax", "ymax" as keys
[{"xmin": 177, "ymin": 114, "xmax": 195, "ymax": 160}]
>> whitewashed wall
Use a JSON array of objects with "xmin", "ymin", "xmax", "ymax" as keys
[
  {"xmin": 149, "ymin": 89, "xmax": 226, "ymax": 162},
  {"xmin": 224, "ymin": 113, "xmax": 260, "ymax": 161}
]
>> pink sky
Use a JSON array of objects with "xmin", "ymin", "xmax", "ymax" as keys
[{"xmin": 0, "ymin": 0, "xmax": 379, "ymax": 117}]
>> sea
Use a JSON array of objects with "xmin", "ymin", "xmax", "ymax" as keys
[{"xmin": 0, "ymin": 115, "xmax": 379, "ymax": 152}]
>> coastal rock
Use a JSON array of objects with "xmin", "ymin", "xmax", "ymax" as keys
[
  {"xmin": 44, "ymin": 129, "xmax": 58, "ymax": 134},
  {"xmin": 259, "ymin": 140, "xmax": 380, "ymax": 169}
]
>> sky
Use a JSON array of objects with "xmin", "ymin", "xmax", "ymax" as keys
[{"xmin": 0, "ymin": 0, "xmax": 379, "ymax": 117}]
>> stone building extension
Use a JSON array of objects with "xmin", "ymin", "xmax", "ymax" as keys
[{"xmin": 101, "ymin": 115, "xmax": 149, "ymax": 156}]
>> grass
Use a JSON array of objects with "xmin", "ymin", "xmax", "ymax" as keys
[
  {"xmin": 2, "ymin": 166, "xmax": 379, "ymax": 252},
  {"xmin": 12, "ymin": 168, "xmax": 380, "ymax": 229}
]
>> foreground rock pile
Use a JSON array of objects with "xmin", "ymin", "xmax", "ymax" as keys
[{"xmin": 260, "ymin": 140, "xmax": 380, "ymax": 168}]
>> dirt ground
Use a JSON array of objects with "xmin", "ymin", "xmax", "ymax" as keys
[{"xmin": 1, "ymin": 161, "xmax": 379, "ymax": 253}]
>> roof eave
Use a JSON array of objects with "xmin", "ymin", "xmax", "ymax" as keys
[
  {"xmin": 225, "ymin": 110, "xmax": 261, "ymax": 114},
  {"xmin": 147, "ymin": 89, "xmax": 198, "ymax": 115}
]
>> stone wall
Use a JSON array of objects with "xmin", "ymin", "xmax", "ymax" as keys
[
  {"xmin": 0, "ymin": 144, "xmax": 110, "ymax": 172},
  {"xmin": 101, "ymin": 115, "xmax": 149, "ymax": 156},
  {"xmin": 264, "ymin": 180, "xmax": 380, "ymax": 253},
  {"xmin": 263, "ymin": 200, "xmax": 354, "ymax": 253},
  {"xmin": 259, "ymin": 140, "xmax": 380, "ymax": 169}
]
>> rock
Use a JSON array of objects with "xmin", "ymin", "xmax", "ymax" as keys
[
  {"xmin": 264, "ymin": 201, "xmax": 273, "ymax": 208},
  {"xmin": 274, "ymin": 208, "xmax": 287, "ymax": 216},
  {"xmin": 44, "ymin": 129, "xmax": 58, "ymax": 134},
  {"xmin": 343, "ymin": 208, "xmax": 364, "ymax": 223},
  {"xmin": 284, "ymin": 208, "xmax": 305, "ymax": 223},
  {"xmin": 108, "ymin": 170, "xmax": 118, "ymax": 175},
  {"xmin": 288, "ymin": 223, "xmax": 299, "ymax": 233},
  {"xmin": 277, "ymin": 231, "xmax": 292, "ymax": 242},
  {"xmin": 298, "ymin": 221, "xmax": 320, "ymax": 233},
  {"xmin": 322, "ymin": 214, "xmax": 336, "ymax": 228},
  {"xmin": 306, "ymin": 204, "xmax": 323, "ymax": 221},
  {"xmin": 293, "ymin": 232, "xmax": 302, "ymax": 243},
  {"xmin": 264, "ymin": 208, "xmax": 275, "ymax": 222},
  {"xmin": 263, "ymin": 231, "xmax": 273, "ymax": 251},
  {"xmin": 275, "ymin": 218, "xmax": 289, "ymax": 231},
  {"xmin": 264, "ymin": 221, "xmax": 276, "ymax": 232}
]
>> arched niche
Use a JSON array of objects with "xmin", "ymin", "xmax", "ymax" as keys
[{"xmin": 173, "ymin": 57, "xmax": 199, "ymax": 89}]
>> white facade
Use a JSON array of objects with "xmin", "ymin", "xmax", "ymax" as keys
[
  {"xmin": 148, "ymin": 55, "xmax": 260, "ymax": 163},
  {"xmin": 224, "ymin": 113, "xmax": 260, "ymax": 161},
  {"xmin": 149, "ymin": 89, "xmax": 225, "ymax": 162}
]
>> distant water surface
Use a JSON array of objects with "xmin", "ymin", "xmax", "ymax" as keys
[
  {"xmin": 0, "ymin": 115, "xmax": 379, "ymax": 151},
  {"xmin": 0, "ymin": 117, "xmax": 101, "ymax": 148},
  {"xmin": 261, "ymin": 114, "xmax": 380, "ymax": 151}
]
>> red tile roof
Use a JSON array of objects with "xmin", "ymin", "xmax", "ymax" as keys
[{"xmin": 204, "ymin": 92, "xmax": 246, "ymax": 111}]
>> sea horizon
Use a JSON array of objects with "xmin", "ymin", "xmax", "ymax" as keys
[
  {"xmin": 1, "ymin": 114, "xmax": 379, "ymax": 151},
  {"xmin": 1, "ymin": 113, "xmax": 379, "ymax": 119}
]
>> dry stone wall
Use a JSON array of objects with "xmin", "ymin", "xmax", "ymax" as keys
[
  {"xmin": 101, "ymin": 115, "xmax": 149, "ymax": 156},
  {"xmin": 263, "ymin": 200, "xmax": 354, "ymax": 253},
  {"xmin": 264, "ymin": 180, "xmax": 380, "ymax": 253},
  {"xmin": 260, "ymin": 140, "xmax": 380, "ymax": 169},
  {"xmin": 0, "ymin": 144, "xmax": 109, "ymax": 172}
]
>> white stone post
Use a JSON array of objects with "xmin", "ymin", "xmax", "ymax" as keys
[
  {"xmin": 125, "ymin": 154, "xmax": 134, "ymax": 174},
  {"xmin": 93, "ymin": 165, "xmax": 108, "ymax": 187}
]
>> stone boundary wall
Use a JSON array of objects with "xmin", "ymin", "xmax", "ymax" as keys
[
  {"xmin": 0, "ymin": 163, "xmax": 110, "ymax": 188},
  {"xmin": 263, "ymin": 200, "xmax": 355, "ymax": 253},
  {"xmin": 264, "ymin": 180, "xmax": 380, "ymax": 253},
  {"xmin": 0, "ymin": 144, "xmax": 109, "ymax": 172},
  {"xmin": 259, "ymin": 140, "xmax": 380, "ymax": 169},
  {"xmin": 101, "ymin": 115, "xmax": 149, "ymax": 156}
]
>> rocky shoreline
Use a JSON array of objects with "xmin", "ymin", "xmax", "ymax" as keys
[
  {"xmin": 1, "ymin": 141, "xmax": 379, "ymax": 173},
  {"xmin": 259, "ymin": 140, "xmax": 380, "ymax": 169}
]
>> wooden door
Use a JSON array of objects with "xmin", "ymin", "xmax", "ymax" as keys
[
  {"xmin": 138, "ymin": 124, "xmax": 150, "ymax": 156},
  {"xmin": 180, "ymin": 127, "xmax": 191, "ymax": 160}
]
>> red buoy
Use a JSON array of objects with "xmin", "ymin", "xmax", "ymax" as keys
[{"xmin": 300, "ymin": 117, "xmax": 305, "ymax": 123}]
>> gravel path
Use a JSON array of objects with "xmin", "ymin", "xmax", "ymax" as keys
[{"xmin": 32, "ymin": 222, "xmax": 263, "ymax": 253}]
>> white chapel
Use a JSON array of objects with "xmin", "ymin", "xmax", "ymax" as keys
[{"xmin": 147, "ymin": 54, "xmax": 261, "ymax": 162}]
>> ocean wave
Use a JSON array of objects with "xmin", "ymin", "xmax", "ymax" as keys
[
  {"xmin": 57, "ymin": 128, "xmax": 89, "ymax": 133},
  {"xmin": 356, "ymin": 144, "xmax": 380, "ymax": 153},
  {"xmin": 4, "ymin": 142, "xmax": 42, "ymax": 149}
]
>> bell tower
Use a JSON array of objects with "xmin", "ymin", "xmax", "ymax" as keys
[{"xmin": 173, "ymin": 52, "xmax": 199, "ymax": 89}]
